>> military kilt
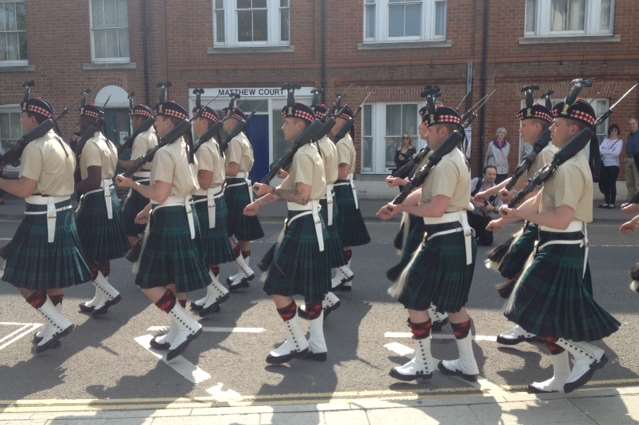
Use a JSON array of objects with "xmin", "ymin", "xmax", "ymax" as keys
[
  {"xmin": 224, "ymin": 177, "xmax": 264, "ymax": 241},
  {"xmin": 76, "ymin": 189, "xmax": 128, "ymax": 265},
  {"xmin": 394, "ymin": 222, "xmax": 477, "ymax": 312},
  {"xmin": 121, "ymin": 182, "xmax": 150, "ymax": 237},
  {"xmin": 505, "ymin": 230, "xmax": 620, "ymax": 341},
  {"xmin": 135, "ymin": 205, "xmax": 211, "ymax": 292},
  {"xmin": 387, "ymin": 214, "xmax": 425, "ymax": 282},
  {"xmin": 320, "ymin": 198, "xmax": 347, "ymax": 268},
  {"xmin": 192, "ymin": 194, "xmax": 235, "ymax": 266},
  {"xmin": 498, "ymin": 222, "xmax": 538, "ymax": 279},
  {"xmin": 264, "ymin": 210, "xmax": 331, "ymax": 305},
  {"xmin": 334, "ymin": 179, "xmax": 370, "ymax": 247},
  {"xmin": 2, "ymin": 198, "xmax": 91, "ymax": 290}
]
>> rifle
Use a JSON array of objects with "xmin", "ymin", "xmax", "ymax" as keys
[
  {"xmin": 218, "ymin": 111, "xmax": 255, "ymax": 154},
  {"xmin": 332, "ymin": 90, "xmax": 374, "ymax": 142},
  {"xmin": 118, "ymin": 91, "xmax": 155, "ymax": 155}
]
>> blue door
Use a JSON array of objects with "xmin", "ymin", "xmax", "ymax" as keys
[{"xmin": 246, "ymin": 114, "xmax": 269, "ymax": 182}]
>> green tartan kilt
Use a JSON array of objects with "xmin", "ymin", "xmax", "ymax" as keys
[
  {"xmin": 135, "ymin": 206, "xmax": 211, "ymax": 293},
  {"xmin": 505, "ymin": 231, "xmax": 620, "ymax": 341},
  {"xmin": 388, "ymin": 214, "xmax": 425, "ymax": 282},
  {"xmin": 320, "ymin": 198, "xmax": 347, "ymax": 268},
  {"xmin": 224, "ymin": 178, "xmax": 264, "ymax": 241},
  {"xmin": 397, "ymin": 222, "xmax": 477, "ymax": 312},
  {"xmin": 264, "ymin": 211, "xmax": 331, "ymax": 305},
  {"xmin": 76, "ymin": 190, "xmax": 129, "ymax": 264},
  {"xmin": 193, "ymin": 196, "xmax": 235, "ymax": 266},
  {"xmin": 334, "ymin": 180, "xmax": 370, "ymax": 247},
  {"xmin": 2, "ymin": 200, "xmax": 91, "ymax": 290},
  {"xmin": 498, "ymin": 223, "xmax": 538, "ymax": 279},
  {"xmin": 121, "ymin": 182, "xmax": 150, "ymax": 237}
]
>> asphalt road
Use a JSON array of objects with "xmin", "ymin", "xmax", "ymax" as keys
[{"xmin": 0, "ymin": 215, "xmax": 638, "ymax": 405}]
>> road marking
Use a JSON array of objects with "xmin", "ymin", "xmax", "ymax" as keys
[
  {"xmin": 384, "ymin": 342, "xmax": 414, "ymax": 357},
  {"xmin": 205, "ymin": 383, "xmax": 243, "ymax": 403},
  {"xmin": 0, "ymin": 323, "xmax": 40, "ymax": 351},
  {"xmin": 0, "ymin": 237, "xmax": 11, "ymax": 241},
  {"xmin": 147, "ymin": 326, "xmax": 266, "ymax": 334},
  {"xmin": 134, "ymin": 335, "xmax": 211, "ymax": 384},
  {"xmin": 384, "ymin": 332, "xmax": 497, "ymax": 342}
]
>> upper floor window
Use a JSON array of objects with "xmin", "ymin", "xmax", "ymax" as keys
[
  {"xmin": 0, "ymin": 1, "xmax": 27, "ymax": 65},
  {"xmin": 525, "ymin": 0, "xmax": 614, "ymax": 37},
  {"xmin": 214, "ymin": 0, "xmax": 290, "ymax": 47},
  {"xmin": 90, "ymin": 0, "xmax": 130, "ymax": 62},
  {"xmin": 364, "ymin": 0, "xmax": 447, "ymax": 43}
]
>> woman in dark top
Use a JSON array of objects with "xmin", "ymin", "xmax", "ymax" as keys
[{"xmin": 394, "ymin": 134, "xmax": 416, "ymax": 172}]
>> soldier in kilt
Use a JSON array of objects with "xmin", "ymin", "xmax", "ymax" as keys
[
  {"xmin": 74, "ymin": 104, "xmax": 128, "ymax": 316},
  {"xmin": 502, "ymin": 99, "xmax": 620, "ymax": 393},
  {"xmin": 245, "ymin": 102, "xmax": 331, "ymax": 364},
  {"xmin": 0, "ymin": 97, "xmax": 91, "ymax": 353},
  {"xmin": 116, "ymin": 101, "xmax": 210, "ymax": 361},
  {"xmin": 189, "ymin": 105, "xmax": 235, "ymax": 317},
  {"xmin": 480, "ymin": 102, "xmax": 557, "ymax": 345},
  {"xmin": 118, "ymin": 104, "xmax": 158, "ymax": 259},
  {"xmin": 331, "ymin": 106, "xmax": 371, "ymax": 291},
  {"xmin": 378, "ymin": 106, "xmax": 479, "ymax": 382},
  {"xmin": 298, "ymin": 103, "xmax": 345, "ymax": 319},
  {"xmin": 223, "ymin": 108, "xmax": 264, "ymax": 290}
]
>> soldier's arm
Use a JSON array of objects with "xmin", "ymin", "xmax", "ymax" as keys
[{"xmin": 0, "ymin": 176, "xmax": 37, "ymax": 199}]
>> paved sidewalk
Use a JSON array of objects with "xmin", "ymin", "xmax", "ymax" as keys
[{"xmin": 0, "ymin": 385, "xmax": 638, "ymax": 424}]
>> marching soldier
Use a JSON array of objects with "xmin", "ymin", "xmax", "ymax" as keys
[
  {"xmin": 0, "ymin": 97, "xmax": 91, "ymax": 352},
  {"xmin": 378, "ymin": 105, "xmax": 479, "ymax": 382},
  {"xmin": 116, "ymin": 100, "xmax": 210, "ymax": 360},
  {"xmin": 189, "ymin": 105, "xmax": 234, "ymax": 316},
  {"xmin": 502, "ymin": 98, "xmax": 620, "ymax": 393},
  {"xmin": 223, "ymin": 107, "xmax": 264, "ymax": 290},
  {"xmin": 75, "ymin": 104, "xmax": 129, "ymax": 316},
  {"xmin": 118, "ymin": 104, "xmax": 158, "ymax": 258},
  {"xmin": 331, "ymin": 106, "xmax": 371, "ymax": 291},
  {"xmin": 244, "ymin": 102, "xmax": 331, "ymax": 364}
]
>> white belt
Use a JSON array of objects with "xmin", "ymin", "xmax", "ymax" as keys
[
  {"xmin": 24, "ymin": 195, "xmax": 73, "ymax": 243},
  {"xmin": 423, "ymin": 211, "xmax": 473, "ymax": 265},
  {"xmin": 153, "ymin": 196, "xmax": 196, "ymax": 239},
  {"xmin": 324, "ymin": 184, "xmax": 334, "ymax": 226},
  {"xmin": 226, "ymin": 176, "xmax": 254, "ymax": 202},
  {"xmin": 538, "ymin": 221, "xmax": 588, "ymax": 278},
  {"xmin": 333, "ymin": 175, "xmax": 359, "ymax": 210},
  {"xmin": 286, "ymin": 200, "xmax": 324, "ymax": 252},
  {"xmin": 83, "ymin": 179, "xmax": 114, "ymax": 220},
  {"xmin": 192, "ymin": 188, "xmax": 224, "ymax": 229}
]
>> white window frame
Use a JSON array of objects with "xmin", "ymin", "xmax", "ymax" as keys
[
  {"xmin": 524, "ymin": 0, "xmax": 615, "ymax": 38},
  {"xmin": 363, "ymin": 0, "xmax": 447, "ymax": 43},
  {"xmin": 89, "ymin": 0, "xmax": 131, "ymax": 64},
  {"xmin": 0, "ymin": 0, "xmax": 28, "ymax": 66},
  {"xmin": 0, "ymin": 104, "xmax": 22, "ymax": 156},
  {"xmin": 361, "ymin": 102, "xmax": 423, "ymax": 174},
  {"xmin": 213, "ymin": 0, "xmax": 290, "ymax": 48}
]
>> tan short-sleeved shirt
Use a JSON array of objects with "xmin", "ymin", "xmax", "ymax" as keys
[
  {"xmin": 527, "ymin": 143, "xmax": 559, "ymax": 179},
  {"xmin": 131, "ymin": 127, "xmax": 158, "ymax": 171},
  {"xmin": 420, "ymin": 148, "xmax": 471, "ymax": 212},
  {"xmin": 336, "ymin": 133, "xmax": 356, "ymax": 172},
  {"xmin": 278, "ymin": 143, "xmax": 326, "ymax": 201},
  {"xmin": 539, "ymin": 152, "xmax": 593, "ymax": 223},
  {"xmin": 151, "ymin": 137, "xmax": 199, "ymax": 198},
  {"xmin": 316, "ymin": 136, "xmax": 338, "ymax": 185},
  {"xmin": 194, "ymin": 137, "xmax": 225, "ymax": 196},
  {"xmin": 79, "ymin": 132, "xmax": 118, "ymax": 180},
  {"xmin": 225, "ymin": 132, "xmax": 254, "ymax": 173},
  {"xmin": 20, "ymin": 129, "xmax": 76, "ymax": 197}
]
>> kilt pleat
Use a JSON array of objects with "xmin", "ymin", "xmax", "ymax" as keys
[
  {"xmin": 264, "ymin": 212, "xmax": 331, "ymax": 305},
  {"xmin": 395, "ymin": 222, "xmax": 477, "ymax": 312},
  {"xmin": 320, "ymin": 198, "xmax": 347, "ymax": 268},
  {"xmin": 76, "ymin": 190, "xmax": 128, "ymax": 264},
  {"xmin": 387, "ymin": 214, "xmax": 425, "ymax": 282},
  {"xmin": 498, "ymin": 223, "xmax": 538, "ymax": 279},
  {"xmin": 135, "ymin": 206, "xmax": 211, "ymax": 292},
  {"xmin": 193, "ymin": 196, "xmax": 235, "ymax": 266},
  {"xmin": 224, "ymin": 179, "xmax": 264, "ymax": 241},
  {"xmin": 504, "ymin": 231, "xmax": 620, "ymax": 341},
  {"xmin": 121, "ymin": 187, "xmax": 149, "ymax": 237},
  {"xmin": 2, "ymin": 204, "xmax": 91, "ymax": 290},
  {"xmin": 334, "ymin": 182, "xmax": 370, "ymax": 247}
]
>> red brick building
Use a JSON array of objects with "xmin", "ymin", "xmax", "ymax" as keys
[{"xmin": 1, "ymin": 0, "xmax": 637, "ymax": 181}]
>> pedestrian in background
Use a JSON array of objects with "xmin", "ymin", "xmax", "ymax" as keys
[
  {"xmin": 624, "ymin": 118, "xmax": 639, "ymax": 202},
  {"xmin": 393, "ymin": 134, "xmax": 416, "ymax": 173},
  {"xmin": 484, "ymin": 127, "xmax": 510, "ymax": 184},
  {"xmin": 598, "ymin": 124, "xmax": 623, "ymax": 208}
]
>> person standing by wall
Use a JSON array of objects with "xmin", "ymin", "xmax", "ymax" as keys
[
  {"xmin": 598, "ymin": 124, "xmax": 623, "ymax": 208},
  {"xmin": 394, "ymin": 134, "xmax": 416, "ymax": 173},
  {"xmin": 484, "ymin": 128, "xmax": 511, "ymax": 184},
  {"xmin": 624, "ymin": 118, "xmax": 639, "ymax": 202}
]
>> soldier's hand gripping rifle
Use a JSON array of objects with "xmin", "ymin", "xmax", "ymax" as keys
[{"xmin": 117, "ymin": 91, "xmax": 155, "ymax": 155}]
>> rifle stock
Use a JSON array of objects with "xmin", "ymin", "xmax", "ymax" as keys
[
  {"xmin": 504, "ymin": 128, "xmax": 551, "ymax": 191},
  {"xmin": 118, "ymin": 117, "xmax": 155, "ymax": 155}
]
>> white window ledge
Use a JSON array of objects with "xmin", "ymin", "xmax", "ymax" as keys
[
  {"xmin": 519, "ymin": 35, "xmax": 620, "ymax": 45},
  {"xmin": 208, "ymin": 45, "xmax": 294, "ymax": 55},
  {"xmin": 358, "ymin": 40, "xmax": 452, "ymax": 50},
  {"xmin": 0, "ymin": 64, "xmax": 34, "ymax": 73},
  {"xmin": 82, "ymin": 62, "xmax": 137, "ymax": 71}
]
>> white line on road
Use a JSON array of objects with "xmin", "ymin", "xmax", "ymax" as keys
[
  {"xmin": 0, "ymin": 324, "xmax": 40, "ymax": 351},
  {"xmin": 134, "ymin": 335, "xmax": 211, "ymax": 384},
  {"xmin": 0, "ymin": 237, "xmax": 11, "ymax": 241},
  {"xmin": 147, "ymin": 326, "xmax": 266, "ymax": 334},
  {"xmin": 384, "ymin": 342, "xmax": 414, "ymax": 357},
  {"xmin": 205, "ymin": 382, "xmax": 243, "ymax": 403},
  {"xmin": 384, "ymin": 332, "xmax": 497, "ymax": 342}
]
